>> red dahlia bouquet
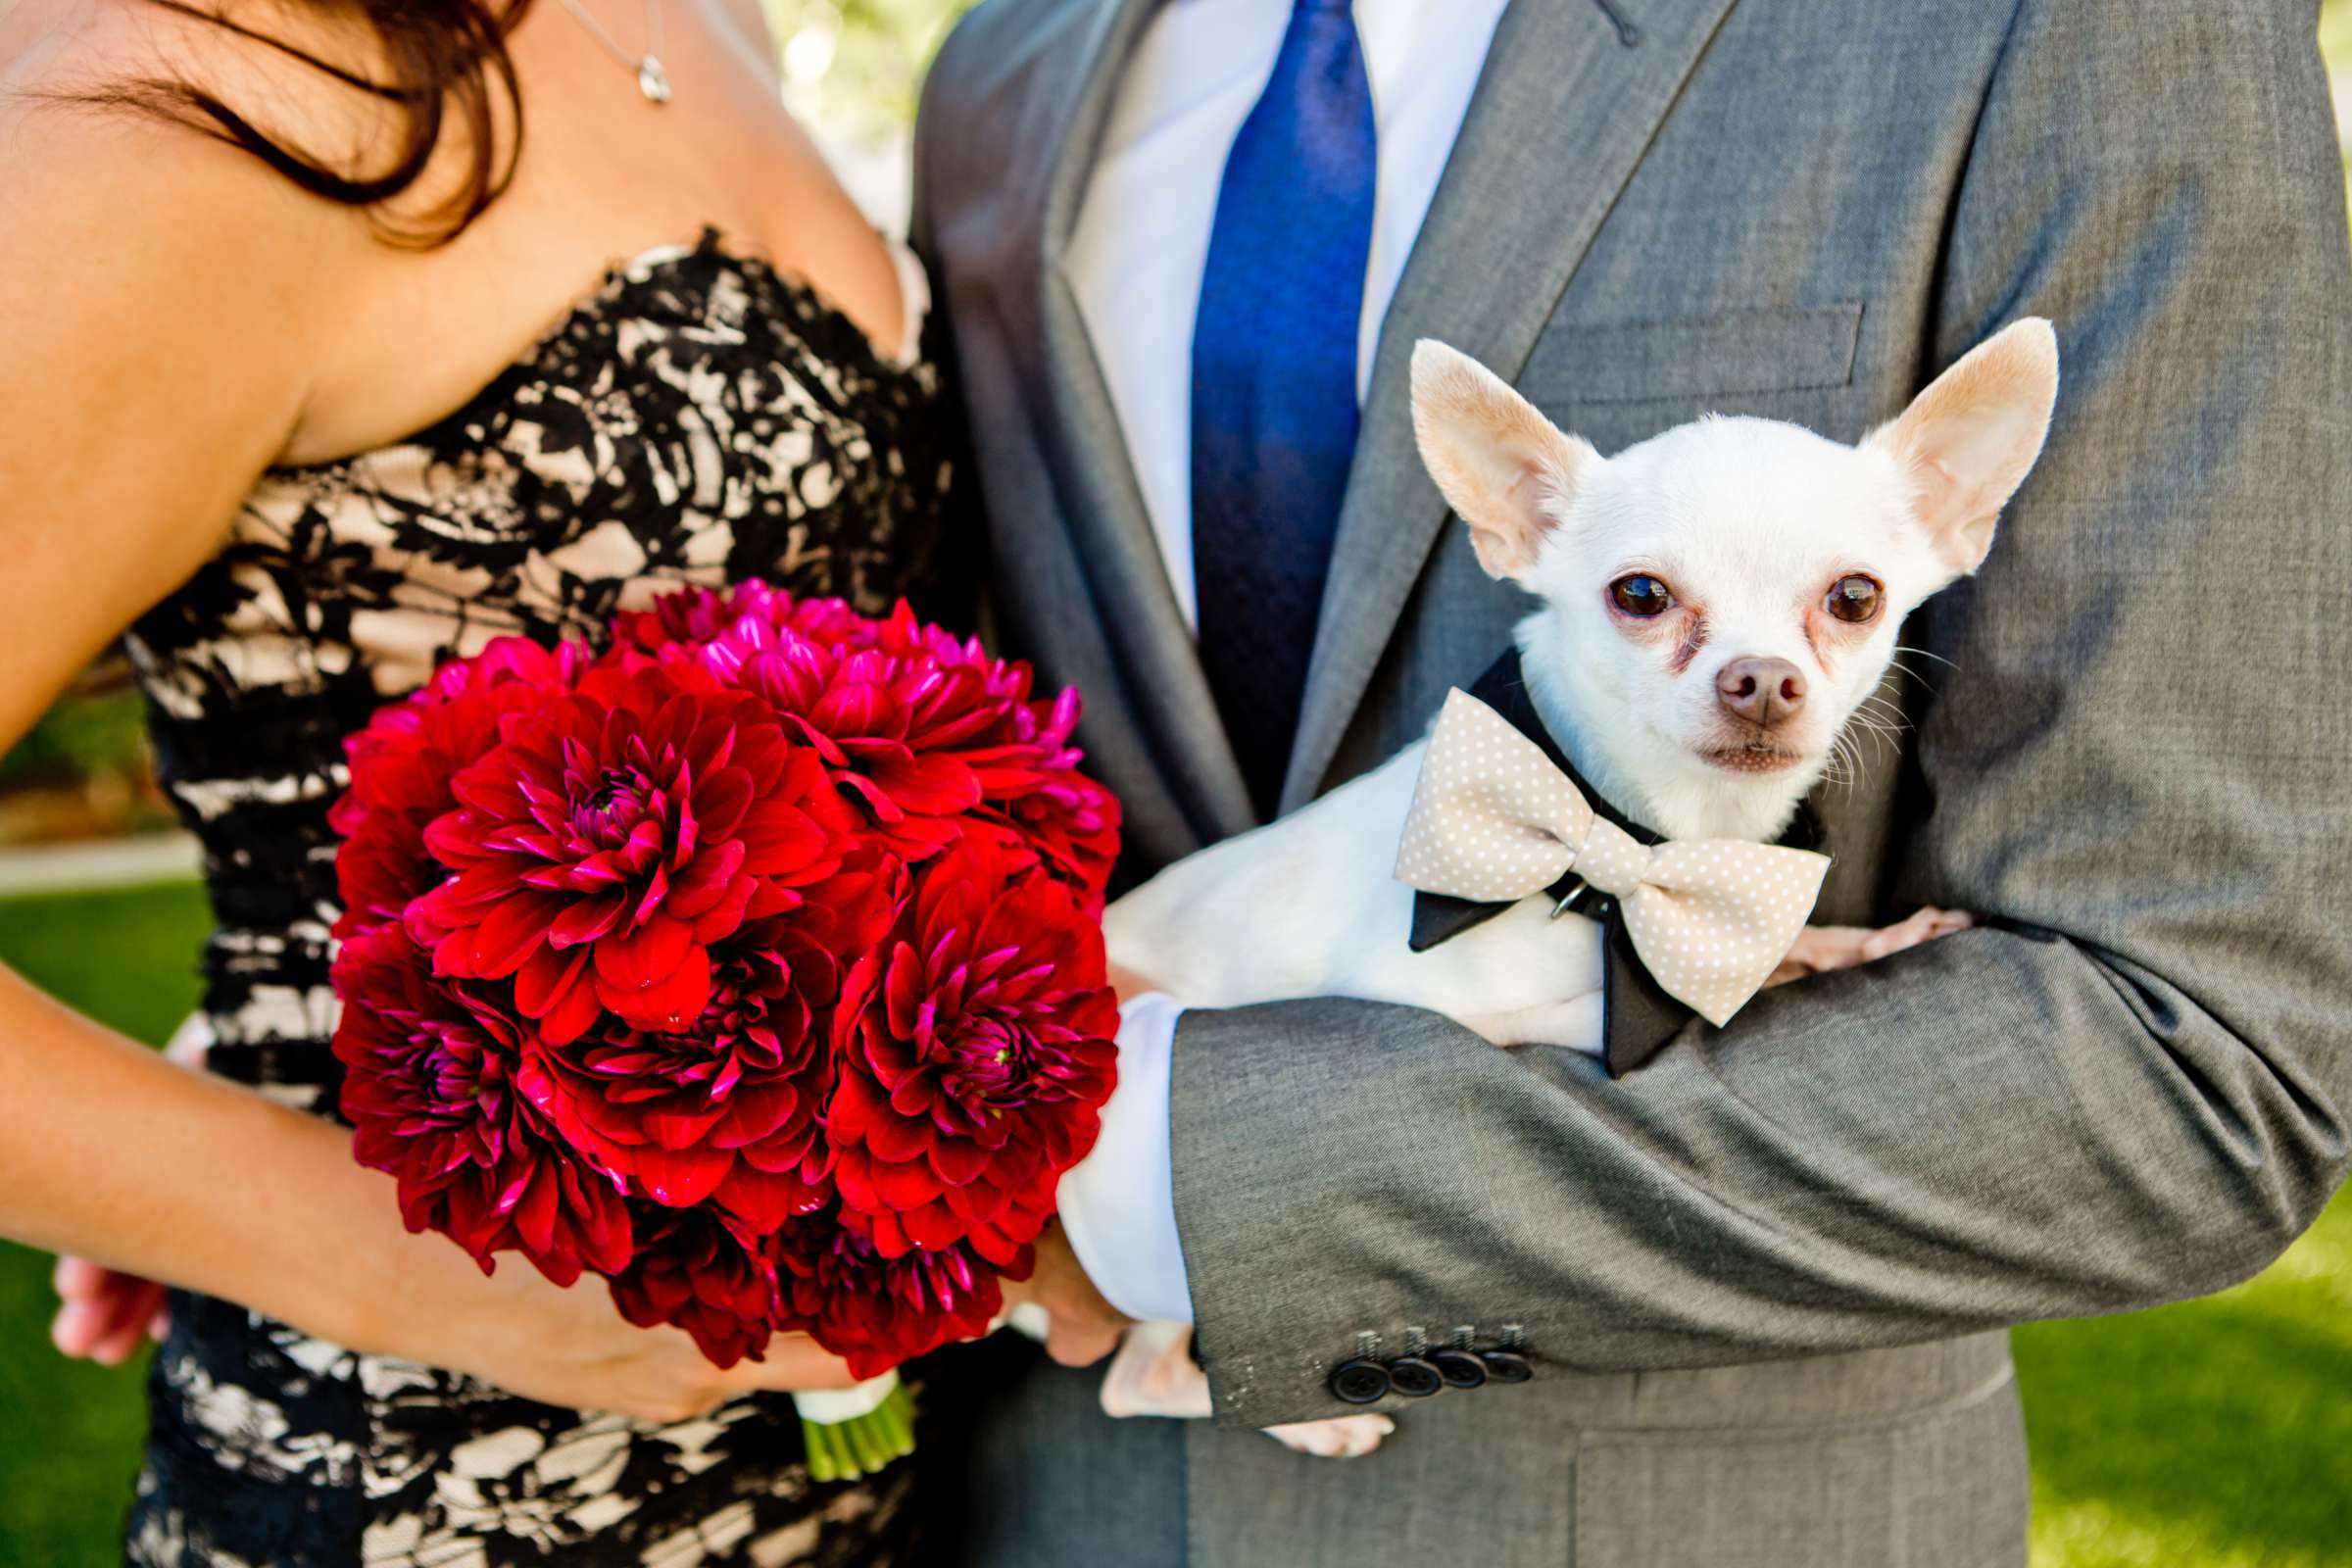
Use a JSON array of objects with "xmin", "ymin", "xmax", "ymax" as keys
[{"xmin": 327, "ymin": 585, "xmax": 1120, "ymax": 1478}]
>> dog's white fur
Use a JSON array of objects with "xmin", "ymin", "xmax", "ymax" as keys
[{"xmin": 1093, "ymin": 320, "xmax": 2060, "ymax": 1452}]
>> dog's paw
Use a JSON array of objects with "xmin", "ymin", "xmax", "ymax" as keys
[
  {"xmin": 1263, "ymin": 1414, "xmax": 1396, "ymax": 1459},
  {"xmin": 1101, "ymin": 1323, "xmax": 1214, "ymax": 1420},
  {"xmin": 1775, "ymin": 923, "xmax": 1874, "ymax": 980},
  {"xmin": 1858, "ymin": 906, "xmax": 1975, "ymax": 962},
  {"xmin": 1771, "ymin": 908, "xmax": 1978, "ymax": 986}
]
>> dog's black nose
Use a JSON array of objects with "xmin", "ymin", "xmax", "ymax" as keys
[{"xmin": 1717, "ymin": 658, "xmax": 1807, "ymax": 728}]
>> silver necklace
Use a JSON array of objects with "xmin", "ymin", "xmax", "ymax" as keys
[{"xmin": 557, "ymin": 0, "xmax": 671, "ymax": 105}]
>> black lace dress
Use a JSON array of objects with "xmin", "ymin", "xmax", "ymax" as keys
[{"xmin": 120, "ymin": 232, "xmax": 960, "ymax": 1567}]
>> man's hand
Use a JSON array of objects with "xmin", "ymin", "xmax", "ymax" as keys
[{"xmin": 1007, "ymin": 1221, "xmax": 1132, "ymax": 1367}]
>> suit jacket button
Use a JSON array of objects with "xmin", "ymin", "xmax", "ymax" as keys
[
  {"xmin": 1479, "ymin": 1348, "xmax": 1534, "ymax": 1384},
  {"xmin": 1430, "ymin": 1348, "xmax": 1488, "ymax": 1389},
  {"xmin": 1328, "ymin": 1359, "xmax": 1391, "ymax": 1404},
  {"xmin": 1387, "ymin": 1355, "xmax": 1445, "ymax": 1397}
]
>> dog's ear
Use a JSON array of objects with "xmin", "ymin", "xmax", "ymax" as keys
[
  {"xmin": 1411, "ymin": 339, "xmax": 1595, "ymax": 582},
  {"xmin": 1866, "ymin": 318, "xmax": 2059, "ymax": 576}
]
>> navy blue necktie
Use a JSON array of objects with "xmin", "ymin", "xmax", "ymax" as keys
[{"xmin": 1191, "ymin": 0, "xmax": 1377, "ymax": 818}]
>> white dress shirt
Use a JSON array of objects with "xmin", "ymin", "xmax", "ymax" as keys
[{"xmin": 1054, "ymin": 0, "xmax": 1512, "ymax": 1325}]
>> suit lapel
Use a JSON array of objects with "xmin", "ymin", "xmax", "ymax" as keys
[
  {"xmin": 1021, "ymin": 0, "xmax": 1259, "ymax": 844},
  {"xmin": 1282, "ymin": 0, "xmax": 1742, "ymax": 812}
]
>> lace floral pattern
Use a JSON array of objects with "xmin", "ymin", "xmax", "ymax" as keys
[{"xmin": 120, "ymin": 232, "xmax": 957, "ymax": 1566}]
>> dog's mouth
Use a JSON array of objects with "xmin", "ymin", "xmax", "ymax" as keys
[{"xmin": 1696, "ymin": 740, "xmax": 1807, "ymax": 775}]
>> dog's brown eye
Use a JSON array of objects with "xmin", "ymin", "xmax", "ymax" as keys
[
  {"xmin": 1610, "ymin": 575, "xmax": 1673, "ymax": 618},
  {"xmin": 1826, "ymin": 574, "xmax": 1883, "ymax": 624}
]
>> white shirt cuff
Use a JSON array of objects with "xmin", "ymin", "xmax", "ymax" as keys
[{"xmin": 1055, "ymin": 991, "xmax": 1195, "ymax": 1324}]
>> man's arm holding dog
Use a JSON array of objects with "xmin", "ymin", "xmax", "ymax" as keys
[{"xmin": 1045, "ymin": 0, "xmax": 2352, "ymax": 1430}]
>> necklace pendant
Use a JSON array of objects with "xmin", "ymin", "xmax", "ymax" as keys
[{"xmin": 636, "ymin": 55, "xmax": 671, "ymax": 104}]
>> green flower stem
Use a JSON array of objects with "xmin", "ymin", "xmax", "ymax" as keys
[{"xmin": 799, "ymin": 1383, "xmax": 917, "ymax": 1483}]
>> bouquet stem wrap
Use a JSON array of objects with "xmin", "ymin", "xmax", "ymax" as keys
[{"xmin": 793, "ymin": 1374, "xmax": 914, "ymax": 1483}]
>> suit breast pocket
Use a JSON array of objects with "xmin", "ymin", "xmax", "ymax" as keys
[{"xmin": 1516, "ymin": 302, "xmax": 1866, "ymax": 413}]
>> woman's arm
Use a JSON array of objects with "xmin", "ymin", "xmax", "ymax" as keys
[{"xmin": 0, "ymin": 49, "xmax": 851, "ymax": 1421}]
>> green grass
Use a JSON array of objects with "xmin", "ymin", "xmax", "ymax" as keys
[
  {"xmin": 0, "ymin": 878, "xmax": 2345, "ymax": 1566},
  {"xmin": 0, "ymin": 881, "xmax": 215, "ymax": 1049},
  {"xmin": 2019, "ymin": 1204, "xmax": 2352, "ymax": 1568},
  {"xmin": 0, "ymin": 881, "xmax": 212, "ymax": 1568}
]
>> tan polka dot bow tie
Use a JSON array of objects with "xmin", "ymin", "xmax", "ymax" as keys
[{"xmin": 1395, "ymin": 689, "xmax": 1832, "ymax": 1027}]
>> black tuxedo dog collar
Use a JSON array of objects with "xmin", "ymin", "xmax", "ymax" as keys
[{"xmin": 1405, "ymin": 648, "xmax": 1824, "ymax": 1076}]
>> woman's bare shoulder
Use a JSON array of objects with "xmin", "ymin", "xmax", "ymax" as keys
[
  {"xmin": 0, "ymin": 48, "xmax": 318, "ymax": 761},
  {"xmin": 0, "ymin": 9, "xmax": 368, "ymax": 564},
  {"xmin": 1, "ymin": 2, "xmax": 382, "ymax": 287},
  {"xmin": 716, "ymin": 0, "xmax": 782, "ymax": 59}
]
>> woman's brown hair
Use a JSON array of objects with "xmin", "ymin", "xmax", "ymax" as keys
[{"xmin": 116, "ymin": 1, "xmax": 532, "ymax": 245}]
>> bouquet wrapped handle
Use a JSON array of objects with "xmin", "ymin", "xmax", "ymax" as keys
[{"xmin": 793, "ymin": 1374, "xmax": 915, "ymax": 1483}]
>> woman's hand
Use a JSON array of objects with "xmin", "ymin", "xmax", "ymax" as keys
[
  {"xmin": 51, "ymin": 1255, "xmax": 168, "ymax": 1366},
  {"xmin": 49, "ymin": 1141, "xmax": 867, "ymax": 1422},
  {"xmin": 54, "ymin": 1210, "xmax": 864, "ymax": 1422},
  {"xmin": 998, "ymin": 1221, "xmax": 1130, "ymax": 1370},
  {"xmin": 396, "ymin": 1249, "xmax": 863, "ymax": 1424}
]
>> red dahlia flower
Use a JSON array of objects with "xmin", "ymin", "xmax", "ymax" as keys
[
  {"xmin": 532, "ymin": 858, "xmax": 898, "ymax": 1226},
  {"xmin": 968, "ymin": 751, "xmax": 1121, "ymax": 916},
  {"xmin": 330, "ymin": 922, "xmax": 632, "ymax": 1286},
  {"xmin": 409, "ymin": 663, "xmax": 858, "ymax": 1045},
  {"xmin": 608, "ymin": 1203, "xmax": 782, "ymax": 1369},
  {"xmin": 773, "ymin": 1208, "xmax": 1018, "ymax": 1381},
  {"xmin": 726, "ymin": 622, "xmax": 1028, "ymax": 859},
  {"xmin": 843, "ymin": 605, "xmax": 1119, "ymax": 908},
  {"xmin": 828, "ymin": 838, "xmax": 1118, "ymax": 1256},
  {"xmin": 331, "ymin": 637, "xmax": 588, "ymax": 938},
  {"xmin": 620, "ymin": 588, "xmax": 1114, "ymax": 887},
  {"xmin": 613, "ymin": 580, "xmax": 875, "ymax": 662}
]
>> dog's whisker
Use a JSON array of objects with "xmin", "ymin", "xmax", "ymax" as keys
[
  {"xmin": 1822, "ymin": 731, "xmax": 1865, "ymax": 793},
  {"xmin": 1880, "ymin": 660, "xmax": 1940, "ymax": 693},
  {"xmin": 1851, "ymin": 712, "xmax": 1909, "ymax": 747}
]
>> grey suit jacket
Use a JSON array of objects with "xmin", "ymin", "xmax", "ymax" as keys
[{"xmin": 910, "ymin": 1, "xmax": 2352, "ymax": 1563}]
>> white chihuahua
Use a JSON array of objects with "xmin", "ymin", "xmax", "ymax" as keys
[{"xmin": 1091, "ymin": 318, "xmax": 2061, "ymax": 1456}]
